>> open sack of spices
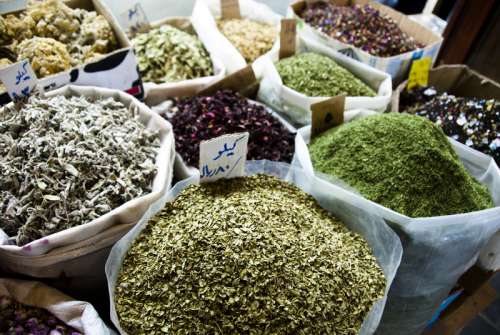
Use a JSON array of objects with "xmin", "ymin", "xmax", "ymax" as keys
[
  {"xmin": 0, "ymin": 0, "xmax": 141, "ymax": 104},
  {"xmin": 258, "ymin": 35, "xmax": 392, "ymax": 125},
  {"xmin": 287, "ymin": 0, "xmax": 443, "ymax": 82},
  {"xmin": 105, "ymin": 160, "xmax": 402, "ymax": 335},
  {"xmin": 392, "ymin": 64, "xmax": 500, "ymax": 274},
  {"xmin": 154, "ymin": 89, "xmax": 296, "ymax": 179},
  {"xmin": 0, "ymin": 278, "xmax": 111, "ymax": 334},
  {"xmin": 0, "ymin": 85, "xmax": 176, "ymax": 278},
  {"xmin": 191, "ymin": 0, "xmax": 281, "ymax": 74},
  {"xmin": 131, "ymin": 16, "xmax": 225, "ymax": 98},
  {"xmin": 292, "ymin": 110, "xmax": 500, "ymax": 335}
]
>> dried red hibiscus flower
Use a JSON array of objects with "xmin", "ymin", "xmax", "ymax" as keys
[{"xmin": 165, "ymin": 90, "xmax": 295, "ymax": 167}]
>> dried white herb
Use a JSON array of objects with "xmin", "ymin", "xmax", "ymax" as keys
[
  {"xmin": 132, "ymin": 24, "xmax": 213, "ymax": 84},
  {"xmin": 116, "ymin": 175, "xmax": 385, "ymax": 334},
  {"xmin": 0, "ymin": 94, "xmax": 160, "ymax": 245}
]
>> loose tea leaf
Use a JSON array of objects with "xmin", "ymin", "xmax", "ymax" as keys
[
  {"xmin": 0, "ymin": 94, "xmax": 160, "ymax": 245},
  {"xmin": 217, "ymin": 18, "xmax": 277, "ymax": 63},
  {"xmin": 276, "ymin": 52, "xmax": 376, "ymax": 97},
  {"xmin": 309, "ymin": 113, "xmax": 494, "ymax": 218},
  {"xmin": 0, "ymin": 0, "xmax": 117, "ymax": 78},
  {"xmin": 401, "ymin": 86, "xmax": 500, "ymax": 165},
  {"xmin": 299, "ymin": 2, "xmax": 422, "ymax": 57},
  {"xmin": 116, "ymin": 174, "xmax": 385, "ymax": 335},
  {"xmin": 166, "ymin": 90, "xmax": 295, "ymax": 166},
  {"xmin": 0, "ymin": 295, "xmax": 81, "ymax": 335},
  {"xmin": 132, "ymin": 24, "xmax": 213, "ymax": 84}
]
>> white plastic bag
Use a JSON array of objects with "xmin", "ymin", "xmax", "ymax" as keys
[
  {"xmin": 191, "ymin": 0, "xmax": 281, "ymax": 74},
  {"xmin": 0, "ymin": 85, "xmax": 176, "ymax": 277},
  {"xmin": 140, "ymin": 17, "xmax": 226, "ymax": 102},
  {"xmin": 0, "ymin": 278, "xmax": 112, "ymax": 335},
  {"xmin": 293, "ymin": 110, "xmax": 500, "ymax": 335},
  {"xmin": 257, "ymin": 36, "xmax": 392, "ymax": 126},
  {"xmin": 105, "ymin": 160, "xmax": 402, "ymax": 335}
]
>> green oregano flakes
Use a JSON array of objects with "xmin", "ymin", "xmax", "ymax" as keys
[
  {"xmin": 309, "ymin": 113, "xmax": 494, "ymax": 218},
  {"xmin": 132, "ymin": 24, "xmax": 213, "ymax": 84},
  {"xmin": 275, "ymin": 52, "xmax": 376, "ymax": 97},
  {"xmin": 116, "ymin": 174, "xmax": 385, "ymax": 335}
]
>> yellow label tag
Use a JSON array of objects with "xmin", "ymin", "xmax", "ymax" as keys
[{"xmin": 407, "ymin": 57, "xmax": 431, "ymax": 89}]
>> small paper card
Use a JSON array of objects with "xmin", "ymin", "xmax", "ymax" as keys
[
  {"xmin": 407, "ymin": 57, "xmax": 431, "ymax": 89},
  {"xmin": 199, "ymin": 132, "xmax": 249, "ymax": 183},
  {"xmin": 279, "ymin": 19, "xmax": 296, "ymax": 60},
  {"xmin": 0, "ymin": 60, "xmax": 38, "ymax": 102},
  {"xmin": 121, "ymin": 3, "xmax": 150, "ymax": 35},
  {"xmin": 221, "ymin": 0, "xmax": 241, "ymax": 19},
  {"xmin": 311, "ymin": 95, "xmax": 345, "ymax": 138}
]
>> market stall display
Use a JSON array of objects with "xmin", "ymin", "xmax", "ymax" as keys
[{"xmin": 106, "ymin": 161, "xmax": 402, "ymax": 335}]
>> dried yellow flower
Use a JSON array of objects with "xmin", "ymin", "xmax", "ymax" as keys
[{"xmin": 16, "ymin": 37, "xmax": 72, "ymax": 78}]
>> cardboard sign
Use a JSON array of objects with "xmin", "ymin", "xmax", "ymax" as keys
[
  {"xmin": 310, "ymin": 95, "xmax": 345, "ymax": 138},
  {"xmin": 199, "ymin": 132, "xmax": 249, "ymax": 182},
  {"xmin": 0, "ymin": 60, "xmax": 38, "ymax": 102},
  {"xmin": 407, "ymin": 57, "xmax": 432, "ymax": 89},
  {"xmin": 279, "ymin": 19, "xmax": 296, "ymax": 60},
  {"xmin": 121, "ymin": 3, "xmax": 150, "ymax": 35},
  {"xmin": 198, "ymin": 65, "xmax": 257, "ymax": 97},
  {"xmin": 221, "ymin": 0, "xmax": 241, "ymax": 19}
]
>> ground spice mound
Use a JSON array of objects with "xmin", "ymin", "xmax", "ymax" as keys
[
  {"xmin": 115, "ymin": 174, "xmax": 385, "ymax": 335},
  {"xmin": 276, "ymin": 52, "xmax": 376, "ymax": 97},
  {"xmin": 309, "ymin": 113, "xmax": 494, "ymax": 218},
  {"xmin": 166, "ymin": 90, "xmax": 295, "ymax": 166},
  {"xmin": 299, "ymin": 2, "xmax": 421, "ymax": 57},
  {"xmin": 401, "ymin": 86, "xmax": 500, "ymax": 165}
]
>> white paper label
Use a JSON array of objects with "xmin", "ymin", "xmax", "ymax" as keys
[
  {"xmin": 121, "ymin": 3, "xmax": 149, "ymax": 34},
  {"xmin": 199, "ymin": 132, "xmax": 249, "ymax": 182},
  {"xmin": 0, "ymin": 60, "xmax": 38, "ymax": 102},
  {"xmin": 0, "ymin": 0, "xmax": 27, "ymax": 14}
]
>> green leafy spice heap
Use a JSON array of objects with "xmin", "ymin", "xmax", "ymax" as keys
[
  {"xmin": 276, "ymin": 52, "xmax": 376, "ymax": 97},
  {"xmin": 132, "ymin": 24, "xmax": 213, "ymax": 84},
  {"xmin": 309, "ymin": 113, "xmax": 494, "ymax": 218},
  {"xmin": 116, "ymin": 174, "xmax": 385, "ymax": 335}
]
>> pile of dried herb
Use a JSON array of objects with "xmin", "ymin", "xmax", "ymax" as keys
[
  {"xmin": 116, "ymin": 174, "xmax": 385, "ymax": 334},
  {"xmin": 0, "ymin": 295, "xmax": 81, "ymax": 335},
  {"xmin": 166, "ymin": 90, "xmax": 294, "ymax": 166},
  {"xmin": 217, "ymin": 18, "xmax": 277, "ymax": 63},
  {"xmin": 0, "ymin": 0, "xmax": 117, "ymax": 78},
  {"xmin": 276, "ymin": 52, "xmax": 376, "ymax": 97},
  {"xmin": 0, "ymin": 94, "xmax": 160, "ymax": 245},
  {"xmin": 299, "ymin": 2, "xmax": 422, "ymax": 57},
  {"xmin": 401, "ymin": 86, "xmax": 500, "ymax": 164},
  {"xmin": 132, "ymin": 24, "xmax": 213, "ymax": 84},
  {"xmin": 309, "ymin": 113, "xmax": 494, "ymax": 218}
]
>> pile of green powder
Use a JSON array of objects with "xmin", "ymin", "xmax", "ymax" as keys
[
  {"xmin": 309, "ymin": 113, "xmax": 494, "ymax": 218},
  {"xmin": 132, "ymin": 24, "xmax": 213, "ymax": 83},
  {"xmin": 275, "ymin": 52, "xmax": 376, "ymax": 97},
  {"xmin": 116, "ymin": 175, "xmax": 385, "ymax": 334}
]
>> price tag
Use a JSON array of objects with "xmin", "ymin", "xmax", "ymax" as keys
[
  {"xmin": 279, "ymin": 19, "xmax": 296, "ymax": 60},
  {"xmin": 0, "ymin": 60, "xmax": 38, "ymax": 102},
  {"xmin": 198, "ymin": 65, "xmax": 257, "ymax": 97},
  {"xmin": 407, "ymin": 56, "xmax": 431, "ymax": 89},
  {"xmin": 199, "ymin": 132, "xmax": 249, "ymax": 183},
  {"xmin": 310, "ymin": 95, "xmax": 345, "ymax": 138},
  {"xmin": 221, "ymin": 0, "xmax": 241, "ymax": 19},
  {"xmin": 0, "ymin": 0, "xmax": 27, "ymax": 14},
  {"xmin": 121, "ymin": 3, "xmax": 150, "ymax": 35}
]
